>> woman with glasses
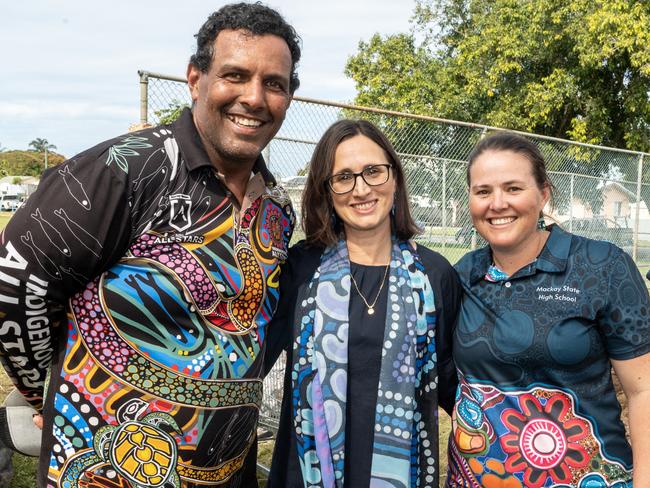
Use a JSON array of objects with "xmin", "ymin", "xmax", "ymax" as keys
[{"xmin": 265, "ymin": 119, "xmax": 462, "ymax": 487}]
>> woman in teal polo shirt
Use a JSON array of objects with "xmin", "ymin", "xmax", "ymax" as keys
[{"xmin": 447, "ymin": 132, "xmax": 650, "ymax": 487}]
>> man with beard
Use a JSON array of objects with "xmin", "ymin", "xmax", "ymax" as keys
[{"xmin": 0, "ymin": 3, "xmax": 300, "ymax": 486}]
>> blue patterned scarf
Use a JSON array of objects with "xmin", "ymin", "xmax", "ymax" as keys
[{"xmin": 291, "ymin": 239, "xmax": 439, "ymax": 487}]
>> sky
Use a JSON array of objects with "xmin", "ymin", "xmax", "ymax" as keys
[{"xmin": 1, "ymin": 1, "xmax": 415, "ymax": 158}]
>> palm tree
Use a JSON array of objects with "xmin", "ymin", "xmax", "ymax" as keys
[
  {"xmin": 29, "ymin": 138, "xmax": 57, "ymax": 170},
  {"xmin": 29, "ymin": 138, "xmax": 56, "ymax": 153}
]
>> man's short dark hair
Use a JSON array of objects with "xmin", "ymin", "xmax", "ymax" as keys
[{"xmin": 190, "ymin": 2, "xmax": 301, "ymax": 93}]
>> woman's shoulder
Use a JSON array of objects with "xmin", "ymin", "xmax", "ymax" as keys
[
  {"xmin": 414, "ymin": 243, "xmax": 449, "ymax": 266},
  {"xmin": 286, "ymin": 240, "xmax": 324, "ymax": 282},
  {"xmin": 288, "ymin": 239, "xmax": 323, "ymax": 259},
  {"xmin": 453, "ymin": 246, "xmax": 490, "ymax": 283},
  {"xmin": 550, "ymin": 225, "xmax": 625, "ymax": 269}
]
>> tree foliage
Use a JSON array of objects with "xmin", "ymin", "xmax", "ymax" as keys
[
  {"xmin": 155, "ymin": 100, "xmax": 189, "ymax": 125},
  {"xmin": 346, "ymin": 0, "xmax": 650, "ymax": 213},
  {"xmin": 28, "ymin": 138, "xmax": 57, "ymax": 153},
  {"xmin": 346, "ymin": 0, "xmax": 650, "ymax": 153},
  {"xmin": 0, "ymin": 151, "xmax": 65, "ymax": 177}
]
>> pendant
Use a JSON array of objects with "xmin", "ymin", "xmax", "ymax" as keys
[{"xmin": 367, "ymin": 307, "xmax": 375, "ymax": 315}]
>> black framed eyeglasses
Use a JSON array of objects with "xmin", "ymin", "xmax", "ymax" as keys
[{"xmin": 327, "ymin": 164, "xmax": 393, "ymax": 194}]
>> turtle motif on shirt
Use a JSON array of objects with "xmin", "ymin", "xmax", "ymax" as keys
[{"xmin": 93, "ymin": 399, "xmax": 181, "ymax": 488}]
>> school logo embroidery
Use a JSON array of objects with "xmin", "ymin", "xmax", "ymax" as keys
[{"xmin": 169, "ymin": 194, "xmax": 192, "ymax": 232}]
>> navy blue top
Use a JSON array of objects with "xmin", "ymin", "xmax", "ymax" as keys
[{"xmin": 447, "ymin": 224, "xmax": 650, "ymax": 488}]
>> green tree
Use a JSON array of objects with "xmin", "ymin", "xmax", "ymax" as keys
[
  {"xmin": 155, "ymin": 100, "xmax": 189, "ymax": 125},
  {"xmin": 0, "ymin": 151, "xmax": 65, "ymax": 177},
  {"xmin": 28, "ymin": 138, "xmax": 57, "ymax": 153},
  {"xmin": 28, "ymin": 138, "xmax": 58, "ymax": 171},
  {"xmin": 346, "ymin": 0, "xmax": 650, "ymax": 210},
  {"xmin": 347, "ymin": 0, "xmax": 650, "ymax": 153}
]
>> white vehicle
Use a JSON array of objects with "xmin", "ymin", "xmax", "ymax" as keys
[{"xmin": 0, "ymin": 194, "xmax": 22, "ymax": 211}]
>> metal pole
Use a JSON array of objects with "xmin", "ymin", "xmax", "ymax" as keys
[
  {"xmin": 569, "ymin": 174, "xmax": 574, "ymax": 233},
  {"xmin": 633, "ymin": 154, "xmax": 644, "ymax": 262},
  {"xmin": 471, "ymin": 128, "xmax": 489, "ymax": 250},
  {"xmin": 263, "ymin": 145, "xmax": 271, "ymax": 173},
  {"xmin": 257, "ymin": 463, "xmax": 270, "ymax": 477},
  {"xmin": 139, "ymin": 71, "xmax": 149, "ymax": 125},
  {"xmin": 442, "ymin": 159, "xmax": 447, "ymax": 249},
  {"xmin": 44, "ymin": 147, "xmax": 48, "ymax": 171}
]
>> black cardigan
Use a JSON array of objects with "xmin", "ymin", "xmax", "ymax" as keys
[{"xmin": 264, "ymin": 241, "xmax": 462, "ymax": 487}]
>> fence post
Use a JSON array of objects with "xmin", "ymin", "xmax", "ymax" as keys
[
  {"xmin": 263, "ymin": 145, "xmax": 271, "ymax": 173},
  {"xmin": 138, "ymin": 71, "xmax": 149, "ymax": 125},
  {"xmin": 467, "ymin": 129, "xmax": 490, "ymax": 251},
  {"xmin": 569, "ymin": 174, "xmax": 574, "ymax": 233},
  {"xmin": 442, "ymin": 159, "xmax": 447, "ymax": 249},
  {"xmin": 633, "ymin": 154, "xmax": 644, "ymax": 262}
]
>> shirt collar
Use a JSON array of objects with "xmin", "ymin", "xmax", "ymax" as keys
[
  {"xmin": 467, "ymin": 246, "xmax": 492, "ymax": 285},
  {"xmin": 467, "ymin": 224, "xmax": 571, "ymax": 284},
  {"xmin": 534, "ymin": 224, "xmax": 571, "ymax": 273},
  {"xmin": 171, "ymin": 107, "xmax": 277, "ymax": 186}
]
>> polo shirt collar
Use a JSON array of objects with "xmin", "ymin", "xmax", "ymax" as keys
[
  {"xmin": 171, "ymin": 107, "xmax": 277, "ymax": 186},
  {"xmin": 467, "ymin": 224, "xmax": 571, "ymax": 284},
  {"xmin": 534, "ymin": 224, "xmax": 571, "ymax": 273},
  {"xmin": 468, "ymin": 246, "xmax": 492, "ymax": 285}
]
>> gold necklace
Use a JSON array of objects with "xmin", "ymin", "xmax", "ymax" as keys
[{"xmin": 349, "ymin": 263, "xmax": 391, "ymax": 315}]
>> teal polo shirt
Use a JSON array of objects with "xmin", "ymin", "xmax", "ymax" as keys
[{"xmin": 447, "ymin": 224, "xmax": 649, "ymax": 488}]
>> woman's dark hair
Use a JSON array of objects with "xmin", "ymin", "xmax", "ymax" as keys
[
  {"xmin": 302, "ymin": 119, "xmax": 420, "ymax": 247},
  {"xmin": 467, "ymin": 132, "xmax": 555, "ymax": 205},
  {"xmin": 190, "ymin": 2, "xmax": 301, "ymax": 93}
]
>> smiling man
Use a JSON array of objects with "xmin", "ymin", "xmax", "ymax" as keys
[{"xmin": 0, "ymin": 3, "xmax": 299, "ymax": 487}]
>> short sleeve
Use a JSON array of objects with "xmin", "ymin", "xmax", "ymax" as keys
[{"xmin": 600, "ymin": 249, "xmax": 650, "ymax": 360}]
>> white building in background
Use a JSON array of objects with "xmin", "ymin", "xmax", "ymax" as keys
[
  {"xmin": 547, "ymin": 182, "xmax": 650, "ymax": 224},
  {"xmin": 0, "ymin": 176, "xmax": 39, "ymax": 197},
  {"xmin": 0, "ymin": 176, "xmax": 40, "ymax": 197},
  {"xmin": 0, "ymin": 176, "xmax": 39, "ymax": 211}
]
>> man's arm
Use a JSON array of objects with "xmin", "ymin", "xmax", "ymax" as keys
[{"xmin": 0, "ymin": 151, "xmax": 132, "ymax": 410}]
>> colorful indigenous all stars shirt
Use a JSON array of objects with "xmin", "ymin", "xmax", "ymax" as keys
[
  {"xmin": 0, "ymin": 108, "xmax": 294, "ymax": 487},
  {"xmin": 448, "ymin": 225, "xmax": 650, "ymax": 488}
]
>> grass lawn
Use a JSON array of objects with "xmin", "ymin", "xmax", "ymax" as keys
[{"xmin": 0, "ymin": 212, "xmax": 15, "ymax": 229}]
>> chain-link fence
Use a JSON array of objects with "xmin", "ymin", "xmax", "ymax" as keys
[{"xmin": 138, "ymin": 69, "xmax": 650, "ymax": 433}]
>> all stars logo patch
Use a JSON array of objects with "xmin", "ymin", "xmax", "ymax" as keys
[{"xmin": 169, "ymin": 194, "xmax": 192, "ymax": 232}]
